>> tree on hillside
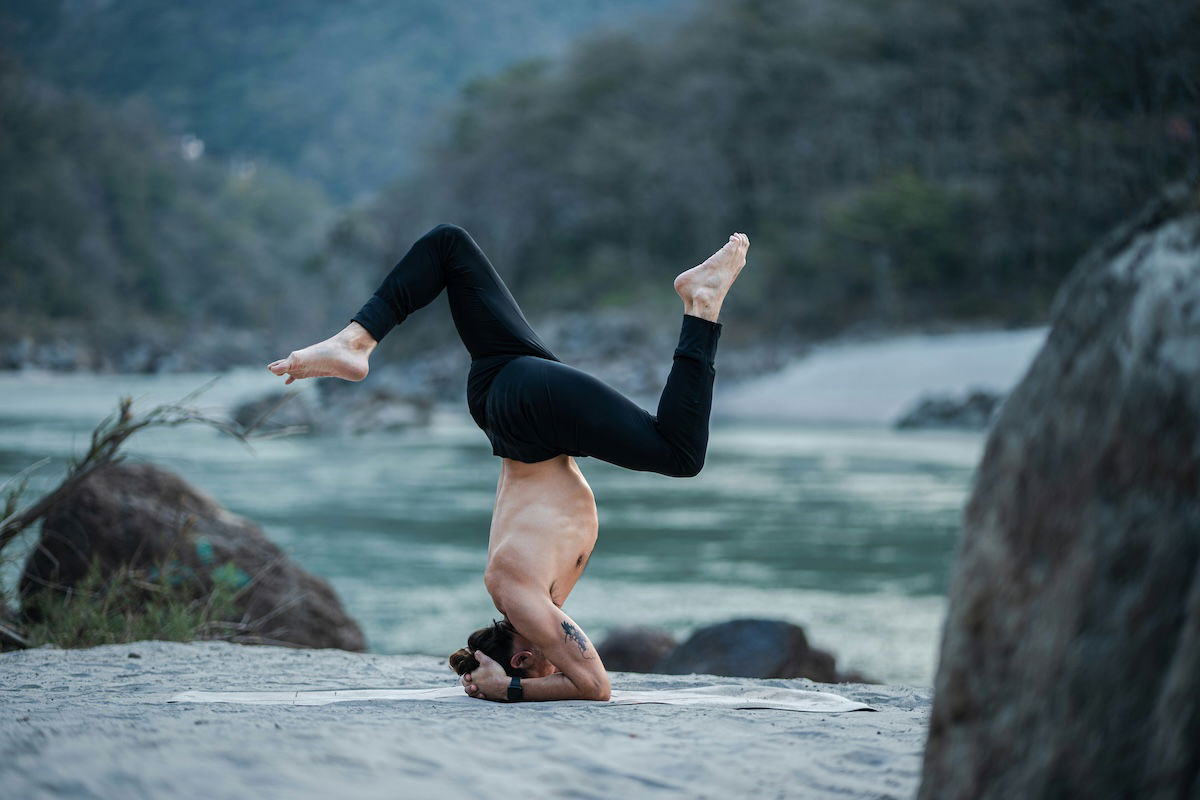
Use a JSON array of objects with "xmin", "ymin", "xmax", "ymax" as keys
[
  {"xmin": 0, "ymin": 0, "xmax": 685, "ymax": 200},
  {"xmin": 325, "ymin": 0, "xmax": 1198, "ymax": 340},
  {"xmin": 0, "ymin": 59, "xmax": 335, "ymax": 368}
]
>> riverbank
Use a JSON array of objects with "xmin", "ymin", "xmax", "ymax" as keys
[
  {"xmin": 0, "ymin": 641, "xmax": 930, "ymax": 799},
  {"xmin": 715, "ymin": 327, "xmax": 1046, "ymax": 424},
  {"xmin": 0, "ymin": 329, "xmax": 996, "ymax": 686},
  {"xmin": 0, "ymin": 317, "xmax": 1042, "ymax": 408}
]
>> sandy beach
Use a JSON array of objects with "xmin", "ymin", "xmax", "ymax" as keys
[{"xmin": 1, "ymin": 641, "xmax": 930, "ymax": 799}]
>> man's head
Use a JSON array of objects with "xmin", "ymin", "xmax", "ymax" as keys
[{"xmin": 448, "ymin": 619, "xmax": 558, "ymax": 678}]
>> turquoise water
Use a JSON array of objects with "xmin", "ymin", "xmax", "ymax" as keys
[{"xmin": 0, "ymin": 370, "xmax": 982, "ymax": 685}]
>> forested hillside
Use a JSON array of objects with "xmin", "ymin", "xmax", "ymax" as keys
[
  {"xmin": 1, "ymin": 0, "xmax": 1196, "ymax": 373},
  {"xmin": 0, "ymin": 58, "xmax": 334, "ymax": 370},
  {"xmin": 0, "ymin": 0, "xmax": 680, "ymax": 200},
  {"xmin": 328, "ymin": 0, "xmax": 1198, "ymax": 344}
]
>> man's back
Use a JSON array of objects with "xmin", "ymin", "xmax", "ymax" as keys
[{"xmin": 486, "ymin": 455, "xmax": 598, "ymax": 608}]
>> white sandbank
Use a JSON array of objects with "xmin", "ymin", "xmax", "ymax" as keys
[
  {"xmin": 1, "ymin": 641, "xmax": 931, "ymax": 799},
  {"xmin": 717, "ymin": 327, "xmax": 1048, "ymax": 423}
]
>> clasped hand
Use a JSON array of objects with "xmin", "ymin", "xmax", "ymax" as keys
[{"xmin": 461, "ymin": 651, "xmax": 510, "ymax": 701}]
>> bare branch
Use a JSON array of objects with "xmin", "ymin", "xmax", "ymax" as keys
[{"xmin": 0, "ymin": 381, "xmax": 288, "ymax": 555}]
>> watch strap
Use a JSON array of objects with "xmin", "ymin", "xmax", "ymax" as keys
[{"xmin": 507, "ymin": 675, "xmax": 523, "ymax": 702}]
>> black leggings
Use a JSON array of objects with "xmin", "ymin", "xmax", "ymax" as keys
[{"xmin": 352, "ymin": 224, "xmax": 721, "ymax": 477}]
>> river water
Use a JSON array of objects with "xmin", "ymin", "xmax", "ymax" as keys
[{"xmin": 0, "ymin": 363, "xmax": 996, "ymax": 686}]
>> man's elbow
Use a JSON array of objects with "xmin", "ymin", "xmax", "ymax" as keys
[{"xmin": 582, "ymin": 674, "xmax": 611, "ymax": 702}]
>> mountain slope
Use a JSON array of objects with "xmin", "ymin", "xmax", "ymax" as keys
[
  {"xmin": 332, "ymin": 0, "xmax": 1198, "ymax": 339},
  {"xmin": 0, "ymin": 0, "xmax": 682, "ymax": 201},
  {"xmin": 0, "ymin": 59, "xmax": 334, "ymax": 369}
]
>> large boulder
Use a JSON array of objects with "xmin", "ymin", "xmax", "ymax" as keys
[
  {"xmin": 20, "ymin": 462, "xmax": 366, "ymax": 651},
  {"xmin": 657, "ymin": 618, "xmax": 841, "ymax": 682},
  {"xmin": 597, "ymin": 626, "xmax": 678, "ymax": 673},
  {"xmin": 920, "ymin": 185, "xmax": 1200, "ymax": 799}
]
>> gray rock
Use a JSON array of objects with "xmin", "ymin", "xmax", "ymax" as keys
[
  {"xmin": 597, "ymin": 626, "xmax": 677, "ymax": 673},
  {"xmin": 232, "ymin": 381, "xmax": 433, "ymax": 436},
  {"xmin": 20, "ymin": 462, "xmax": 366, "ymax": 651},
  {"xmin": 895, "ymin": 388, "xmax": 1004, "ymax": 430},
  {"xmin": 233, "ymin": 390, "xmax": 318, "ymax": 432},
  {"xmin": 657, "ymin": 618, "xmax": 841, "ymax": 682},
  {"xmin": 919, "ymin": 184, "xmax": 1200, "ymax": 799},
  {"xmin": 315, "ymin": 380, "xmax": 434, "ymax": 434}
]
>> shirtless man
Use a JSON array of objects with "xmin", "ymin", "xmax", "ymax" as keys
[{"xmin": 269, "ymin": 224, "xmax": 747, "ymax": 702}]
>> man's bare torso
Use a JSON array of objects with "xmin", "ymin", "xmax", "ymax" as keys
[{"xmin": 486, "ymin": 455, "xmax": 598, "ymax": 609}]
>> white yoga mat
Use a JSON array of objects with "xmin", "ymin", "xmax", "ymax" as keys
[{"xmin": 168, "ymin": 683, "xmax": 875, "ymax": 712}]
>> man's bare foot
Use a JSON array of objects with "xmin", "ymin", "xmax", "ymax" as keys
[
  {"xmin": 268, "ymin": 322, "xmax": 377, "ymax": 385},
  {"xmin": 673, "ymin": 233, "xmax": 749, "ymax": 322}
]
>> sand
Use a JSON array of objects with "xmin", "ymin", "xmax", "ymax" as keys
[
  {"xmin": 1, "ymin": 641, "xmax": 931, "ymax": 799},
  {"xmin": 716, "ymin": 327, "xmax": 1047, "ymax": 423}
]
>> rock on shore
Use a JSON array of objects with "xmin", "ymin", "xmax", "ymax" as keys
[
  {"xmin": 894, "ymin": 388, "xmax": 1004, "ymax": 430},
  {"xmin": 920, "ymin": 184, "xmax": 1200, "ymax": 798},
  {"xmin": 232, "ymin": 383, "xmax": 433, "ymax": 435},
  {"xmin": 597, "ymin": 626, "xmax": 678, "ymax": 673},
  {"xmin": 600, "ymin": 619, "xmax": 874, "ymax": 683},
  {"xmin": 20, "ymin": 462, "xmax": 366, "ymax": 651}
]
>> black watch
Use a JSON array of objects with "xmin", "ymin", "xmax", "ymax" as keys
[{"xmin": 507, "ymin": 675, "xmax": 523, "ymax": 702}]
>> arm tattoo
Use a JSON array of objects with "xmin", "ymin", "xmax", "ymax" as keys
[{"xmin": 561, "ymin": 621, "xmax": 591, "ymax": 657}]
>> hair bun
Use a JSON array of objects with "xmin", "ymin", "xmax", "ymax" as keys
[{"xmin": 448, "ymin": 647, "xmax": 480, "ymax": 675}]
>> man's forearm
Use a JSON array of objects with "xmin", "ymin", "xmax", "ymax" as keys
[{"xmin": 516, "ymin": 672, "xmax": 610, "ymax": 702}]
